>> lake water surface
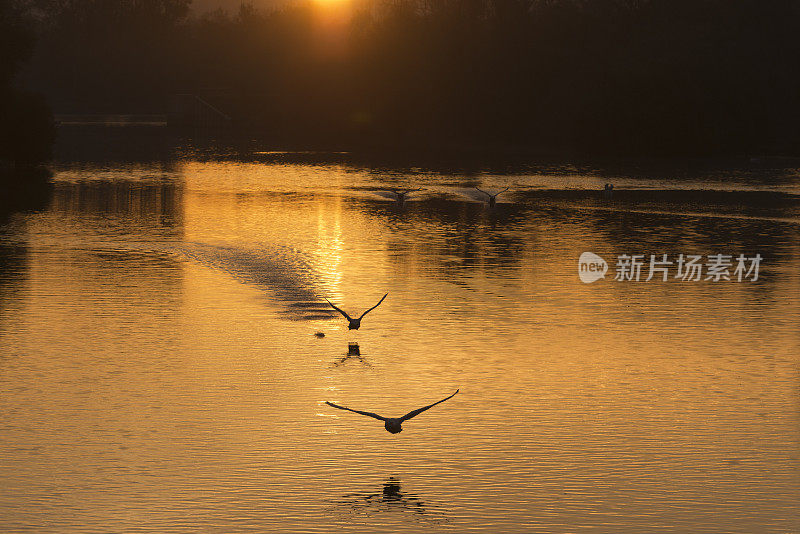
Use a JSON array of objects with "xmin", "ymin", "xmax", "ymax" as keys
[{"xmin": 1, "ymin": 131, "xmax": 799, "ymax": 532}]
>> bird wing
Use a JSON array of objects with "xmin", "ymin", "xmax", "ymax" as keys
[
  {"xmin": 326, "ymin": 401, "xmax": 386, "ymax": 421},
  {"xmin": 496, "ymin": 187, "xmax": 509, "ymax": 195},
  {"xmin": 324, "ymin": 298, "xmax": 352, "ymax": 321},
  {"xmin": 474, "ymin": 187, "xmax": 490, "ymax": 197},
  {"xmin": 399, "ymin": 389, "xmax": 459, "ymax": 422},
  {"xmin": 357, "ymin": 293, "xmax": 388, "ymax": 320}
]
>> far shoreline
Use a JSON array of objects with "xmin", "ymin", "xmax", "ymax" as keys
[{"xmin": 49, "ymin": 119, "xmax": 800, "ymax": 172}]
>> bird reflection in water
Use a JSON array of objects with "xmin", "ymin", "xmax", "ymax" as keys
[
  {"xmin": 331, "ymin": 477, "xmax": 450, "ymax": 524},
  {"xmin": 332, "ymin": 342, "xmax": 371, "ymax": 368}
]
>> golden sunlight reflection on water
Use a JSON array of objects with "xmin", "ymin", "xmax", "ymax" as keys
[{"xmin": 0, "ymin": 158, "xmax": 798, "ymax": 532}]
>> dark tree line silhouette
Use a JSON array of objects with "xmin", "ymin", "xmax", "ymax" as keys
[
  {"xmin": 1, "ymin": 0, "xmax": 54, "ymax": 218},
  {"xmin": 1, "ymin": 0, "xmax": 54, "ymax": 165},
  {"xmin": 17, "ymin": 0, "xmax": 800, "ymax": 155}
]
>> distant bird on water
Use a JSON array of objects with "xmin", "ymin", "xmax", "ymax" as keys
[
  {"xmin": 475, "ymin": 187, "xmax": 509, "ymax": 206},
  {"xmin": 389, "ymin": 188, "xmax": 422, "ymax": 202},
  {"xmin": 324, "ymin": 293, "xmax": 388, "ymax": 330},
  {"xmin": 326, "ymin": 389, "xmax": 459, "ymax": 434}
]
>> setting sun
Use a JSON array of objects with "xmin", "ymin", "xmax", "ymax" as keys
[{"xmin": 313, "ymin": 0, "xmax": 352, "ymax": 10}]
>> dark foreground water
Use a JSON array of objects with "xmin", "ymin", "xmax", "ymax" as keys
[{"xmin": 1, "ymin": 130, "xmax": 799, "ymax": 533}]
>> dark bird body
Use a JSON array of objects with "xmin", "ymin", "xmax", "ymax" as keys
[
  {"xmin": 325, "ymin": 389, "xmax": 459, "ymax": 433},
  {"xmin": 325, "ymin": 293, "xmax": 388, "ymax": 330}
]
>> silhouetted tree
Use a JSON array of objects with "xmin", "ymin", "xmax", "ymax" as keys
[
  {"xmin": 29, "ymin": 0, "xmax": 191, "ymax": 111},
  {"xmin": 0, "ymin": 0, "xmax": 54, "ymax": 166},
  {"xmin": 20, "ymin": 0, "xmax": 800, "ymax": 155}
]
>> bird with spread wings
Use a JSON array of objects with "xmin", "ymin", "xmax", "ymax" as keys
[
  {"xmin": 475, "ymin": 187, "xmax": 509, "ymax": 206},
  {"xmin": 325, "ymin": 390, "xmax": 459, "ymax": 434},
  {"xmin": 324, "ymin": 293, "xmax": 388, "ymax": 330}
]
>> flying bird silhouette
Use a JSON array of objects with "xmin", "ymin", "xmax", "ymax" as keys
[
  {"xmin": 475, "ymin": 187, "xmax": 509, "ymax": 206},
  {"xmin": 324, "ymin": 293, "xmax": 388, "ymax": 330},
  {"xmin": 325, "ymin": 389, "xmax": 459, "ymax": 433}
]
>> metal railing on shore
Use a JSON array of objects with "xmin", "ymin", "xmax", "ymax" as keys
[{"xmin": 55, "ymin": 114, "xmax": 168, "ymax": 126}]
